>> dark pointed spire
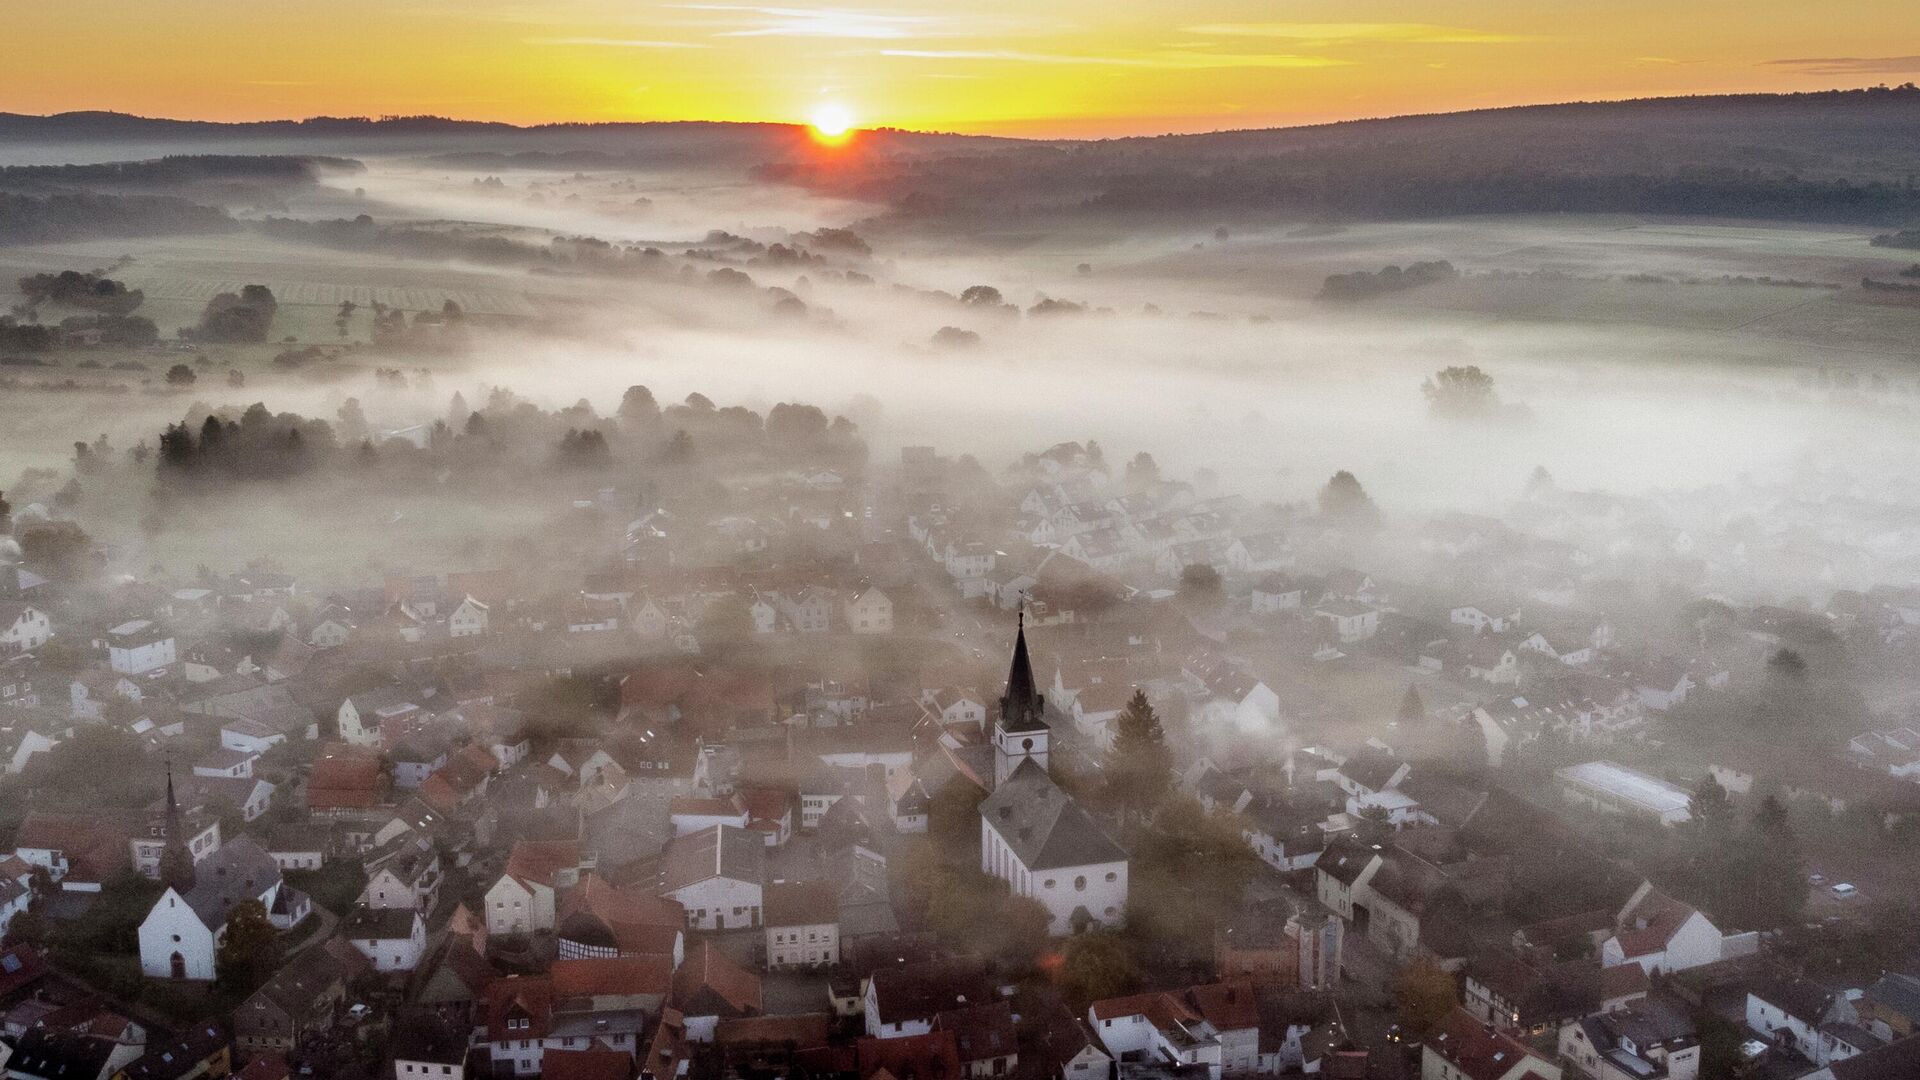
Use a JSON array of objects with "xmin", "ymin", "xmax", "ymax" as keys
[
  {"xmin": 998, "ymin": 607, "xmax": 1046, "ymax": 734},
  {"xmin": 159, "ymin": 754, "xmax": 195, "ymax": 892}
]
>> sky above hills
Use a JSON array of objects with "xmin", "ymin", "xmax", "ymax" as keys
[{"xmin": 9, "ymin": 1, "xmax": 1919, "ymax": 136}]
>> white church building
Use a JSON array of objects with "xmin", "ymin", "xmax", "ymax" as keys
[{"xmin": 978, "ymin": 618, "xmax": 1129, "ymax": 935}]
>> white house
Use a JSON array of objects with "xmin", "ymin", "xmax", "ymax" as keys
[
  {"xmin": 652, "ymin": 824, "xmax": 765, "ymax": 931},
  {"xmin": 763, "ymin": 880, "xmax": 839, "ymax": 969},
  {"xmin": 484, "ymin": 840, "xmax": 588, "ymax": 936},
  {"xmin": 359, "ymin": 835, "xmax": 441, "ymax": 914},
  {"xmin": 0, "ymin": 603, "xmax": 51, "ymax": 652},
  {"xmin": 343, "ymin": 905, "xmax": 427, "ymax": 972},
  {"xmin": 137, "ymin": 837, "xmax": 285, "ymax": 981},
  {"xmin": 448, "ymin": 596, "xmax": 490, "ymax": 638},
  {"xmin": 1313, "ymin": 601, "xmax": 1380, "ymax": 644},
  {"xmin": 1088, "ymin": 992, "xmax": 1223, "ymax": 1080},
  {"xmin": 1249, "ymin": 575, "xmax": 1304, "ymax": 616},
  {"xmin": 1600, "ymin": 882, "xmax": 1727, "ymax": 977},
  {"xmin": 1746, "ymin": 978, "xmax": 1855, "ymax": 1063},
  {"xmin": 845, "ymin": 588, "xmax": 894, "ymax": 635},
  {"xmin": 1450, "ymin": 604, "xmax": 1519, "ymax": 633},
  {"xmin": 218, "ymin": 705, "xmax": 319, "ymax": 754},
  {"xmin": 107, "ymin": 619, "xmax": 176, "ymax": 675},
  {"xmin": 336, "ymin": 686, "xmax": 425, "ymax": 748},
  {"xmin": 778, "ymin": 588, "xmax": 837, "ymax": 634}
]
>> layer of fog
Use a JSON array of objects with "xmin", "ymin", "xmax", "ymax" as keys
[
  {"xmin": 299, "ymin": 160, "xmax": 884, "ymax": 243},
  {"xmin": 10, "ymin": 157, "xmax": 1920, "ymax": 587}
]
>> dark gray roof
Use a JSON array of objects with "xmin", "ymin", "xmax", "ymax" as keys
[
  {"xmin": 979, "ymin": 759, "xmax": 1125, "ymax": 870},
  {"xmin": 1831, "ymin": 1036, "xmax": 1920, "ymax": 1080},
  {"xmin": 8, "ymin": 1027, "xmax": 118, "ymax": 1079},
  {"xmin": 344, "ymin": 906, "xmax": 420, "ymax": 941},
  {"xmin": 178, "ymin": 836, "xmax": 281, "ymax": 927},
  {"xmin": 1867, "ymin": 972, "xmax": 1920, "ymax": 1023}
]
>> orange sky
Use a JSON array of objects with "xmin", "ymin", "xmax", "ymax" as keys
[{"xmin": 6, "ymin": 1, "xmax": 1918, "ymax": 137}]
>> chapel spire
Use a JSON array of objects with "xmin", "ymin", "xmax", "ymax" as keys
[{"xmin": 159, "ymin": 756, "xmax": 195, "ymax": 892}]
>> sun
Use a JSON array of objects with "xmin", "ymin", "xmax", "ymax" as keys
[{"xmin": 809, "ymin": 103, "xmax": 854, "ymax": 142}]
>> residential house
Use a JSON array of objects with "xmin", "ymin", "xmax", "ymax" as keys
[
  {"xmin": 1600, "ymin": 883, "xmax": 1728, "ymax": 977},
  {"xmin": 1558, "ymin": 997, "xmax": 1699, "ymax": 1080},
  {"xmin": 763, "ymin": 880, "xmax": 839, "ymax": 969},
  {"xmin": 0, "ymin": 604, "xmax": 51, "ymax": 652},
  {"xmin": 343, "ymin": 906, "xmax": 427, "ymax": 972},
  {"xmin": 649, "ymin": 824, "xmax": 765, "ymax": 931},
  {"xmin": 106, "ymin": 620, "xmax": 176, "ymax": 676},
  {"xmin": 485, "ymin": 840, "xmax": 590, "ymax": 936},
  {"xmin": 1420, "ymin": 1006, "xmax": 1562, "ymax": 1080}
]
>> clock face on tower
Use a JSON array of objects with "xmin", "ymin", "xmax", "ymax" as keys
[{"xmin": 1022, "ymin": 738, "xmax": 1033, "ymax": 751}]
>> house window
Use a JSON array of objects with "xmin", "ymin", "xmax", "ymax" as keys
[{"xmin": 1075, "ymin": 876, "xmax": 1087, "ymax": 891}]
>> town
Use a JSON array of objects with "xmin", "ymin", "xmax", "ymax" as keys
[{"xmin": 0, "ymin": 380, "xmax": 1916, "ymax": 1080}]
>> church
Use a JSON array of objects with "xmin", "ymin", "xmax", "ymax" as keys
[
  {"xmin": 978, "ymin": 615, "xmax": 1129, "ymax": 935},
  {"xmin": 138, "ymin": 767, "xmax": 291, "ymax": 980}
]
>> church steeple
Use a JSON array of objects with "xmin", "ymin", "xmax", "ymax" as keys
[
  {"xmin": 998, "ymin": 609, "xmax": 1046, "ymax": 735},
  {"xmin": 993, "ymin": 609, "xmax": 1048, "ymax": 787},
  {"xmin": 159, "ymin": 756, "xmax": 195, "ymax": 892}
]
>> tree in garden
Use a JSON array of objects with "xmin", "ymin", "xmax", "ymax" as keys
[
  {"xmin": 1690, "ymin": 773, "xmax": 1731, "ymax": 821},
  {"xmin": 1448, "ymin": 716, "xmax": 1489, "ymax": 771},
  {"xmin": 1107, "ymin": 690, "xmax": 1172, "ymax": 815},
  {"xmin": 1318, "ymin": 470, "xmax": 1381, "ymax": 528},
  {"xmin": 215, "ymin": 898, "xmax": 280, "ymax": 990},
  {"xmin": 1125, "ymin": 451, "xmax": 1159, "ymax": 492},
  {"xmin": 1177, "ymin": 563, "xmax": 1223, "ymax": 603},
  {"xmin": 1396, "ymin": 686, "xmax": 1425, "ymax": 727},
  {"xmin": 1059, "ymin": 929, "xmax": 1141, "ymax": 1007},
  {"xmin": 165, "ymin": 363, "xmax": 196, "ymax": 386}
]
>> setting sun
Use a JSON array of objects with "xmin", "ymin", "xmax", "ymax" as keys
[{"xmin": 810, "ymin": 104, "xmax": 854, "ymax": 141}]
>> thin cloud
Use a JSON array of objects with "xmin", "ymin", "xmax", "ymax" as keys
[
  {"xmin": 1764, "ymin": 55, "xmax": 1920, "ymax": 75},
  {"xmin": 879, "ymin": 49, "xmax": 1351, "ymax": 70},
  {"xmin": 1184, "ymin": 22, "xmax": 1533, "ymax": 45},
  {"xmin": 528, "ymin": 36, "xmax": 711, "ymax": 48},
  {"xmin": 667, "ymin": 5, "xmax": 947, "ymax": 40}
]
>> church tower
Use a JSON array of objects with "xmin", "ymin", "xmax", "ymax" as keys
[
  {"xmin": 992, "ymin": 611, "xmax": 1049, "ymax": 787},
  {"xmin": 159, "ymin": 758, "xmax": 195, "ymax": 893}
]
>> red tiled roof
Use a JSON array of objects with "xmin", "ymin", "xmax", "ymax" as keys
[
  {"xmin": 11, "ymin": 813, "xmax": 130, "ymax": 883},
  {"xmin": 483, "ymin": 975, "xmax": 553, "ymax": 1042},
  {"xmin": 235, "ymin": 1056, "xmax": 291, "ymax": 1080},
  {"xmin": 504, "ymin": 839, "xmax": 581, "ymax": 888},
  {"xmin": 540, "ymin": 1048, "xmax": 632, "ymax": 1080},
  {"xmin": 1184, "ymin": 980, "xmax": 1259, "ymax": 1032},
  {"xmin": 1424, "ymin": 1007, "xmax": 1551, "ymax": 1080},
  {"xmin": 739, "ymin": 785, "xmax": 793, "ymax": 824},
  {"xmin": 716, "ymin": 1013, "xmax": 834, "ymax": 1049},
  {"xmin": 856, "ymin": 1032, "xmax": 961, "ymax": 1080},
  {"xmin": 559, "ymin": 874, "xmax": 687, "ymax": 954},
  {"xmin": 673, "ymin": 941, "xmax": 762, "ymax": 1018},
  {"xmin": 552, "ymin": 956, "xmax": 674, "ymax": 999},
  {"xmin": 307, "ymin": 756, "xmax": 385, "ymax": 809}
]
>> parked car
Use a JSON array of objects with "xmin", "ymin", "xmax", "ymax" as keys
[
  {"xmin": 1830, "ymin": 883, "xmax": 1859, "ymax": 899},
  {"xmin": 1808, "ymin": 872, "xmax": 1826, "ymax": 886}
]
